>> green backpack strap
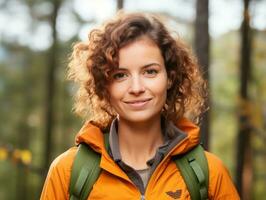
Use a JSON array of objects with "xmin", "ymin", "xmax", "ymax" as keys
[
  {"xmin": 174, "ymin": 144, "xmax": 209, "ymax": 200},
  {"xmin": 69, "ymin": 133, "xmax": 109, "ymax": 200}
]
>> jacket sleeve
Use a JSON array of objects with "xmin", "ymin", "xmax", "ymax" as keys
[
  {"xmin": 206, "ymin": 151, "xmax": 240, "ymax": 200},
  {"xmin": 40, "ymin": 147, "xmax": 77, "ymax": 200}
]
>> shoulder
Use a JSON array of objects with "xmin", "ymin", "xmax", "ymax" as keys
[
  {"xmin": 205, "ymin": 151, "xmax": 228, "ymax": 174},
  {"xmin": 50, "ymin": 147, "xmax": 78, "ymax": 172},
  {"xmin": 40, "ymin": 147, "xmax": 78, "ymax": 200},
  {"xmin": 204, "ymin": 151, "xmax": 240, "ymax": 200},
  {"xmin": 47, "ymin": 146, "xmax": 78, "ymax": 187}
]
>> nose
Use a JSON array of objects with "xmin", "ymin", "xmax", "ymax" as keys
[{"xmin": 129, "ymin": 75, "xmax": 145, "ymax": 95}]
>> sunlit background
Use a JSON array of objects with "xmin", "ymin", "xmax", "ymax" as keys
[{"xmin": 0, "ymin": 0, "xmax": 266, "ymax": 199}]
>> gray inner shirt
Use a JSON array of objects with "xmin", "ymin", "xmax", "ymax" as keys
[
  {"xmin": 108, "ymin": 118, "xmax": 187, "ymax": 195},
  {"xmin": 136, "ymin": 168, "xmax": 150, "ymax": 188}
]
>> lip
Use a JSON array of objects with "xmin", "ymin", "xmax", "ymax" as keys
[
  {"xmin": 123, "ymin": 98, "xmax": 152, "ymax": 108},
  {"xmin": 124, "ymin": 98, "xmax": 152, "ymax": 104}
]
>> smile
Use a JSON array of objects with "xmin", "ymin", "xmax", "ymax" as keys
[
  {"xmin": 124, "ymin": 98, "xmax": 152, "ymax": 104},
  {"xmin": 124, "ymin": 98, "xmax": 152, "ymax": 108}
]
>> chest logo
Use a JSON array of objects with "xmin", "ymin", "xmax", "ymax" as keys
[{"xmin": 166, "ymin": 189, "xmax": 182, "ymax": 199}]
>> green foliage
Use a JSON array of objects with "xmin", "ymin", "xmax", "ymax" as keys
[
  {"xmin": 210, "ymin": 31, "xmax": 239, "ymax": 174},
  {"xmin": 0, "ymin": 0, "xmax": 266, "ymax": 199},
  {"xmin": 0, "ymin": 161, "xmax": 16, "ymax": 199},
  {"xmin": 210, "ymin": 28, "xmax": 266, "ymax": 198}
]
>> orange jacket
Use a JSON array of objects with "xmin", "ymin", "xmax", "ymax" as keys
[{"xmin": 40, "ymin": 118, "xmax": 240, "ymax": 200}]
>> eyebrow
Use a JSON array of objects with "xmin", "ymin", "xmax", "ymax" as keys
[{"xmin": 118, "ymin": 62, "xmax": 162, "ymax": 70}]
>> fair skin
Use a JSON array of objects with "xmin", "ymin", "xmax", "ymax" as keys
[{"xmin": 107, "ymin": 36, "xmax": 170, "ymax": 170}]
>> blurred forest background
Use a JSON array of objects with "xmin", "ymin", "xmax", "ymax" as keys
[{"xmin": 0, "ymin": 0, "xmax": 265, "ymax": 199}]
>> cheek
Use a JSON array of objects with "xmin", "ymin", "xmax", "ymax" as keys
[
  {"xmin": 154, "ymin": 86, "xmax": 167, "ymax": 98},
  {"xmin": 149, "ymin": 77, "xmax": 168, "ymax": 95},
  {"xmin": 159, "ymin": 87, "xmax": 168, "ymax": 104},
  {"xmin": 148, "ymin": 81, "xmax": 168, "ymax": 105},
  {"xmin": 107, "ymin": 83, "xmax": 126, "ymax": 104}
]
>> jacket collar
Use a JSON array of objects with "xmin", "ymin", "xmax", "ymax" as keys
[{"xmin": 75, "ymin": 117, "xmax": 200, "ymax": 157}]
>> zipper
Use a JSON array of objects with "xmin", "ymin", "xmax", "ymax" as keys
[
  {"xmin": 145, "ymin": 136, "xmax": 189, "ymax": 193},
  {"xmin": 140, "ymin": 195, "xmax": 145, "ymax": 200}
]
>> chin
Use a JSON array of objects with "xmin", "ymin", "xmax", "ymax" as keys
[{"xmin": 120, "ymin": 111, "xmax": 161, "ymax": 124}]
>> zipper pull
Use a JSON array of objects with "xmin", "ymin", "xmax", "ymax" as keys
[{"xmin": 140, "ymin": 195, "xmax": 145, "ymax": 200}]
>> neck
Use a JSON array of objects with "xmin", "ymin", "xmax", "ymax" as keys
[{"xmin": 117, "ymin": 116, "xmax": 164, "ymax": 170}]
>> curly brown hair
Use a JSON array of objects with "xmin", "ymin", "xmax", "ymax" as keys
[{"xmin": 68, "ymin": 11, "xmax": 208, "ymax": 130}]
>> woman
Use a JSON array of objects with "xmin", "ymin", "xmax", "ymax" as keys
[{"xmin": 40, "ymin": 12, "xmax": 240, "ymax": 199}]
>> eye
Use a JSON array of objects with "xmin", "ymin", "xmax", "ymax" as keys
[
  {"xmin": 144, "ymin": 68, "xmax": 158, "ymax": 77},
  {"xmin": 112, "ymin": 72, "xmax": 127, "ymax": 80}
]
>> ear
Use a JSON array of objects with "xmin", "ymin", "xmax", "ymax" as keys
[{"xmin": 167, "ymin": 79, "xmax": 172, "ymax": 89}]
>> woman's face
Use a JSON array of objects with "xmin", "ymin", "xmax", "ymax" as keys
[{"xmin": 107, "ymin": 37, "xmax": 169, "ymax": 124}]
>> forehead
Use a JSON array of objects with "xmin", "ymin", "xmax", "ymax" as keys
[{"xmin": 118, "ymin": 36, "xmax": 164, "ymax": 68}]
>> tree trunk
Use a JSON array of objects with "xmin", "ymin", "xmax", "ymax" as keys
[
  {"xmin": 16, "ymin": 53, "xmax": 31, "ymax": 200},
  {"xmin": 236, "ymin": 0, "xmax": 253, "ymax": 199},
  {"xmin": 43, "ymin": 0, "xmax": 60, "ymax": 175},
  {"xmin": 117, "ymin": 0, "xmax": 124, "ymax": 10},
  {"xmin": 195, "ymin": 0, "xmax": 210, "ymax": 150}
]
